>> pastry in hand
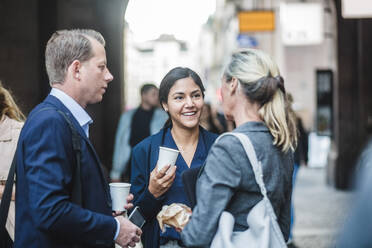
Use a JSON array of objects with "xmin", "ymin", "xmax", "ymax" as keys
[{"xmin": 157, "ymin": 203, "xmax": 192, "ymax": 232}]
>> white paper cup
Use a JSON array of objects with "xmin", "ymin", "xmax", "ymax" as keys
[
  {"xmin": 157, "ymin": 146, "xmax": 179, "ymax": 172},
  {"xmin": 109, "ymin": 182, "xmax": 131, "ymax": 211}
]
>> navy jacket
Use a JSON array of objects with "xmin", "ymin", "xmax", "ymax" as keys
[
  {"xmin": 130, "ymin": 127, "xmax": 217, "ymax": 248},
  {"xmin": 15, "ymin": 95, "xmax": 116, "ymax": 247}
]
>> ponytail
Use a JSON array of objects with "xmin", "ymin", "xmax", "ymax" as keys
[
  {"xmin": 163, "ymin": 117, "xmax": 172, "ymax": 129},
  {"xmin": 259, "ymin": 90, "xmax": 297, "ymax": 152}
]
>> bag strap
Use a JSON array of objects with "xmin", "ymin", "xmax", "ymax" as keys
[
  {"xmin": 216, "ymin": 132, "xmax": 268, "ymax": 198},
  {"xmin": 216, "ymin": 132, "xmax": 286, "ymax": 244},
  {"xmin": 30, "ymin": 107, "xmax": 83, "ymax": 205},
  {"xmin": 0, "ymin": 107, "xmax": 83, "ymax": 240},
  {"xmin": 55, "ymin": 109, "xmax": 82, "ymax": 206},
  {"xmin": 0, "ymin": 155, "xmax": 16, "ymax": 240}
]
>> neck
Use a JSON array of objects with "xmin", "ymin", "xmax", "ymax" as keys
[
  {"xmin": 140, "ymin": 102, "xmax": 152, "ymax": 111},
  {"xmin": 232, "ymin": 95, "xmax": 262, "ymax": 127},
  {"xmin": 171, "ymin": 124, "xmax": 199, "ymax": 147},
  {"xmin": 53, "ymin": 84, "xmax": 86, "ymax": 108}
]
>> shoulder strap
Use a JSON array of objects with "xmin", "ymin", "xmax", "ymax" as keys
[
  {"xmin": 216, "ymin": 132, "xmax": 268, "ymax": 198},
  {"xmin": 0, "ymin": 155, "xmax": 16, "ymax": 240},
  {"xmin": 55, "ymin": 110, "xmax": 82, "ymax": 206},
  {"xmin": 31, "ymin": 107, "xmax": 83, "ymax": 205}
]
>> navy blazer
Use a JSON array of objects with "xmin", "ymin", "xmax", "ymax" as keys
[
  {"xmin": 130, "ymin": 127, "xmax": 217, "ymax": 248},
  {"xmin": 15, "ymin": 95, "xmax": 116, "ymax": 248}
]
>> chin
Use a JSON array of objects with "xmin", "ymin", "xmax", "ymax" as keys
[
  {"xmin": 179, "ymin": 120, "xmax": 200, "ymax": 130},
  {"xmin": 90, "ymin": 96, "xmax": 103, "ymax": 105}
]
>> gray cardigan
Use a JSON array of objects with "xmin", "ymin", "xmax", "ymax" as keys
[{"xmin": 181, "ymin": 122, "xmax": 294, "ymax": 247}]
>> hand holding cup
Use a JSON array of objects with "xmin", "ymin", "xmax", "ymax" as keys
[
  {"xmin": 148, "ymin": 164, "xmax": 177, "ymax": 198},
  {"xmin": 112, "ymin": 193, "xmax": 134, "ymax": 217}
]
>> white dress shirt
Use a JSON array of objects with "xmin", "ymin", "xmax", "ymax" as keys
[{"xmin": 50, "ymin": 88, "xmax": 92, "ymax": 138}]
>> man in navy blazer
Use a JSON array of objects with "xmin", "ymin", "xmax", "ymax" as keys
[{"xmin": 14, "ymin": 29, "xmax": 141, "ymax": 247}]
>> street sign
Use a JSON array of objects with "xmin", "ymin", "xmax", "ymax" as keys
[
  {"xmin": 238, "ymin": 11, "xmax": 275, "ymax": 32},
  {"xmin": 280, "ymin": 3, "xmax": 323, "ymax": 46},
  {"xmin": 237, "ymin": 34, "xmax": 258, "ymax": 48},
  {"xmin": 342, "ymin": 0, "xmax": 372, "ymax": 18}
]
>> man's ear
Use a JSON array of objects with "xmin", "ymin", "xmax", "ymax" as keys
[
  {"xmin": 69, "ymin": 60, "xmax": 81, "ymax": 80},
  {"xmin": 229, "ymin": 77, "xmax": 239, "ymax": 95}
]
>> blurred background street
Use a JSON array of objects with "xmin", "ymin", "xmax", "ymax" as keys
[
  {"xmin": 292, "ymin": 167, "xmax": 352, "ymax": 248},
  {"xmin": 1, "ymin": 0, "xmax": 372, "ymax": 246}
]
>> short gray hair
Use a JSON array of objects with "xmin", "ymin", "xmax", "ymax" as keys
[{"xmin": 45, "ymin": 29, "xmax": 105, "ymax": 85}]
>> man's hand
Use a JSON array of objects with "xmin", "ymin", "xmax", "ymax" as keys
[
  {"xmin": 112, "ymin": 194, "xmax": 135, "ymax": 217},
  {"xmin": 148, "ymin": 164, "xmax": 176, "ymax": 198},
  {"xmin": 115, "ymin": 215, "xmax": 142, "ymax": 247}
]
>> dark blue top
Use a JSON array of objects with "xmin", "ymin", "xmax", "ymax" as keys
[
  {"xmin": 159, "ymin": 128, "xmax": 208, "ymax": 242},
  {"xmin": 130, "ymin": 126, "xmax": 218, "ymax": 248}
]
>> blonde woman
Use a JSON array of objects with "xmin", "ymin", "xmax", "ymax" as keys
[
  {"xmin": 0, "ymin": 82, "xmax": 25, "ymax": 243},
  {"xmin": 181, "ymin": 49, "xmax": 297, "ymax": 247}
]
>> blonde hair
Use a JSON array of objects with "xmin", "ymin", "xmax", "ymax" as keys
[
  {"xmin": 0, "ymin": 81, "xmax": 25, "ymax": 122},
  {"xmin": 45, "ymin": 29, "xmax": 105, "ymax": 85},
  {"xmin": 224, "ymin": 49, "xmax": 297, "ymax": 152}
]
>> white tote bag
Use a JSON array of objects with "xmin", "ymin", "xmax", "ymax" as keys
[{"xmin": 210, "ymin": 132, "xmax": 287, "ymax": 248}]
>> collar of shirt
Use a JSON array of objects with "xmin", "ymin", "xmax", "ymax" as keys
[{"xmin": 50, "ymin": 88, "xmax": 93, "ymax": 138}]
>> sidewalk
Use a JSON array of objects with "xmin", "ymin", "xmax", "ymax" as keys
[{"xmin": 292, "ymin": 167, "xmax": 353, "ymax": 248}]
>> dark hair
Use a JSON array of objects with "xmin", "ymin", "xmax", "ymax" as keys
[
  {"xmin": 238, "ymin": 74, "xmax": 285, "ymax": 107},
  {"xmin": 140, "ymin": 83, "xmax": 157, "ymax": 96},
  {"xmin": 159, "ymin": 67, "xmax": 205, "ymax": 127}
]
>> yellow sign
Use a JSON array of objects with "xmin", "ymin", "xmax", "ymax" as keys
[{"xmin": 238, "ymin": 11, "xmax": 275, "ymax": 32}]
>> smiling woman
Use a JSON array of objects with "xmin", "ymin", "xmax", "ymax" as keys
[
  {"xmin": 129, "ymin": 67, "xmax": 218, "ymax": 248},
  {"xmin": 164, "ymin": 77, "xmax": 204, "ymax": 131},
  {"xmin": 159, "ymin": 68, "xmax": 205, "ymax": 132}
]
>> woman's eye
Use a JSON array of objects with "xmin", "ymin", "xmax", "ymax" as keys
[
  {"xmin": 193, "ymin": 94, "xmax": 201, "ymax": 98},
  {"xmin": 175, "ymin": 96, "xmax": 183, "ymax": 100},
  {"xmin": 99, "ymin": 65, "xmax": 105, "ymax": 71}
]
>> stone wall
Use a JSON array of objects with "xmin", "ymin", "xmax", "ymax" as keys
[{"xmin": 0, "ymin": 0, "xmax": 128, "ymax": 172}]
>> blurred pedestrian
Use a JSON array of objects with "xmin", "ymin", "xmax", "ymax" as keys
[
  {"xmin": 14, "ymin": 29, "xmax": 141, "ymax": 247},
  {"xmin": 286, "ymin": 93, "xmax": 308, "ymax": 247},
  {"xmin": 130, "ymin": 67, "xmax": 218, "ymax": 248},
  {"xmin": 110, "ymin": 83, "xmax": 167, "ymax": 182},
  {"xmin": 336, "ymin": 137, "xmax": 372, "ymax": 247},
  {"xmin": 181, "ymin": 48, "xmax": 297, "ymax": 247},
  {"xmin": 200, "ymin": 102, "xmax": 224, "ymax": 134},
  {"xmin": 0, "ymin": 81, "xmax": 25, "ymax": 245}
]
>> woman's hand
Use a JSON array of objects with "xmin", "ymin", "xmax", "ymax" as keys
[{"xmin": 148, "ymin": 164, "xmax": 177, "ymax": 198}]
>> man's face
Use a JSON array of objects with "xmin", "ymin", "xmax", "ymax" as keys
[
  {"xmin": 142, "ymin": 88, "xmax": 159, "ymax": 108},
  {"xmin": 77, "ymin": 38, "xmax": 113, "ymax": 108}
]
